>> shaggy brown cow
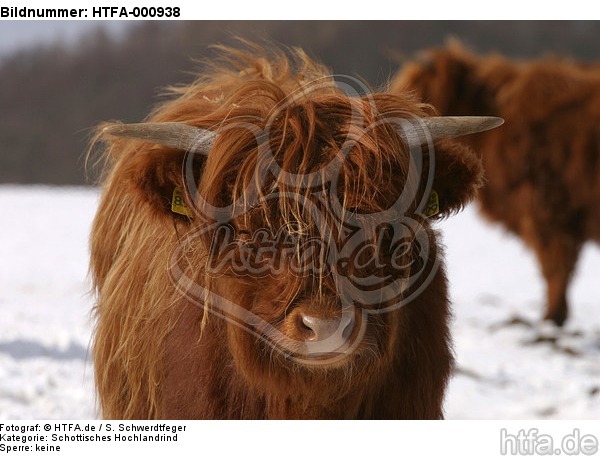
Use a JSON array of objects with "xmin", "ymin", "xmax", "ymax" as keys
[
  {"xmin": 90, "ymin": 44, "xmax": 502, "ymax": 419},
  {"xmin": 392, "ymin": 41, "xmax": 599, "ymax": 326}
]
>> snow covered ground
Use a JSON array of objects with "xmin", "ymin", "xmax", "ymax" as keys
[
  {"xmin": 0, "ymin": 186, "xmax": 98, "ymax": 419},
  {"xmin": 443, "ymin": 206, "xmax": 600, "ymax": 419},
  {"xmin": 0, "ymin": 186, "xmax": 598, "ymax": 419}
]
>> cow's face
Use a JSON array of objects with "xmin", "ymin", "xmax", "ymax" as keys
[
  {"xmin": 203, "ymin": 210, "xmax": 411, "ymax": 366},
  {"xmin": 194, "ymin": 183, "xmax": 416, "ymax": 392},
  {"xmin": 102, "ymin": 77, "xmax": 500, "ymax": 392}
]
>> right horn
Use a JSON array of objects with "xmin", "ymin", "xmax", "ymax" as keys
[{"xmin": 400, "ymin": 116, "xmax": 504, "ymax": 146}]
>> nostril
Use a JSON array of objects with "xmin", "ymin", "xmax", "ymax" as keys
[
  {"xmin": 298, "ymin": 314, "xmax": 353, "ymax": 342},
  {"xmin": 298, "ymin": 314, "xmax": 318, "ymax": 341}
]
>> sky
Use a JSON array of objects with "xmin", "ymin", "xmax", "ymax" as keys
[{"xmin": 0, "ymin": 21, "xmax": 132, "ymax": 56}]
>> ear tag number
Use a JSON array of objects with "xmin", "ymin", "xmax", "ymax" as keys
[
  {"xmin": 171, "ymin": 187, "xmax": 194, "ymax": 218},
  {"xmin": 426, "ymin": 190, "xmax": 440, "ymax": 217}
]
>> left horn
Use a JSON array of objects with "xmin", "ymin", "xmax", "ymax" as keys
[
  {"xmin": 102, "ymin": 122, "xmax": 216, "ymax": 155},
  {"xmin": 400, "ymin": 116, "xmax": 504, "ymax": 145}
]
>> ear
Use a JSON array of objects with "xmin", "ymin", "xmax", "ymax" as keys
[
  {"xmin": 99, "ymin": 122, "xmax": 220, "ymax": 219},
  {"xmin": 100, "ymin": 137, "xmax": 205, "ymax": 220},
  {"xmin": 428, "ymin": 139, "xmax": 483, "ymax": 217}
]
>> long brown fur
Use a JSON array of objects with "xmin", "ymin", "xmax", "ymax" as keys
[
  {"xmin": 392, "ymin": 41, "xmax": 600, "ymax": 326},
  {"xmin": 90, "ymin": 43, "xmax": 484, "ymax": 419}
]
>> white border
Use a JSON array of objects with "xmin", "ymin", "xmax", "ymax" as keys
[{"xmin": 2, "ymin": 1, "xmax": 599, "ymax": 20}]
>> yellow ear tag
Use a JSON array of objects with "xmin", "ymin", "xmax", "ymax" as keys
[
  {"xmin": 425, "ymin": 190, "xmax": 440, "ymax": 217},
  {"xmin": 171, "ymin": 187, "xmax": 194, "ymax": 218}
]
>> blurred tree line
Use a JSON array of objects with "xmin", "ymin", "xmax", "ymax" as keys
[{"xmin": 1, "ymin": 20, "xmax": 599, "ymax": 185}]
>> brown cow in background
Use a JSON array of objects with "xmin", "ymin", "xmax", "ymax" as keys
[
  {"xmin": 89, "ymin": 43, "xmax": 502, "ymax": 419},
  {"xmin": 392, "ymin": 41, "xmax": 600, "ymax": 326}
]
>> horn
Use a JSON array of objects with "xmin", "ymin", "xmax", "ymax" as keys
[
  {"xmin": 102, "ymin": 122, "xmax": 216, "ymax": 154},
  {"xmin": 400, "ymin": 116, "xmax": 504, "ymax": 146}
]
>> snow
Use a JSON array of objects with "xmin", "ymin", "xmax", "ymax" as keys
[
  {"xmin": 443, "ymin": 206, "xmax": 600, "ymax": 419},
  {"xmin": 0, "ymin": 186, "xmax": 598, "ymax": 419},
  {"xmin": 0, "ymin": 186, "xmax": 98, "ymax": 419}
]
